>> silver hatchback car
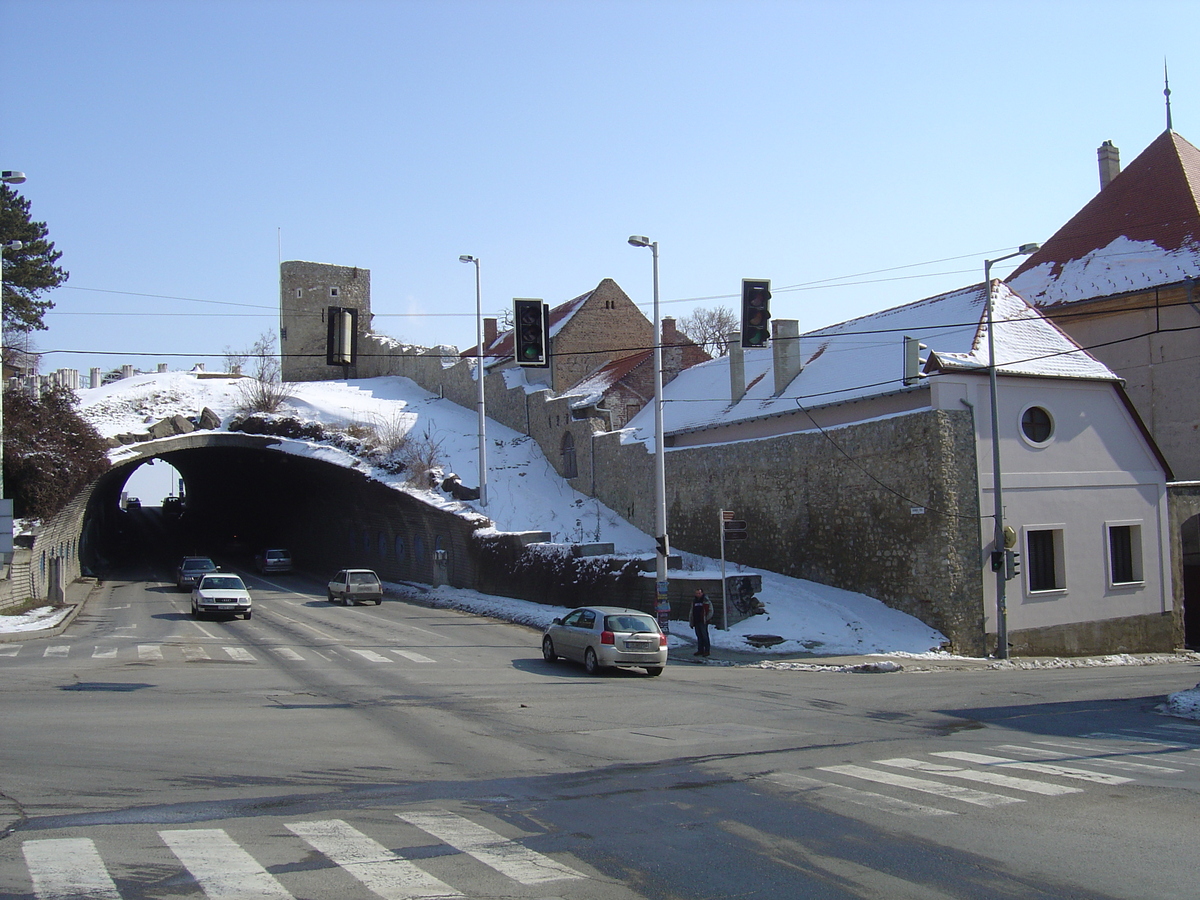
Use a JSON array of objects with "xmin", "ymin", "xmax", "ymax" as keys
[{"xmin": 542, "ymin": 606, "xmax": 667, "ymax": 676}]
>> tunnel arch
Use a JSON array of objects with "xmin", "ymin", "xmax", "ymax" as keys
[{"xmin": 73, "ymin": 433, "xmax": 484, "ymax": 587}]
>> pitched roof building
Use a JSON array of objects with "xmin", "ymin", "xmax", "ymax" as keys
[{"xmin": 1007, "ymin": 130, "xmax": 1200, "ymax": 481}]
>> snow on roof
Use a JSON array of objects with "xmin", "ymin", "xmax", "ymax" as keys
[
  {"xmin": 1008, "ymin": 130, "xmax": 1200, "ymax": 306},
  {"xmin": 624, "ymin": 282, "xmax": 1117, "ymax": 442}
]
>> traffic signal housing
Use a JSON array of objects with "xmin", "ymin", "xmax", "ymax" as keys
[
  {"xmin": 513, "ymin": 298, "xmax": 549, "ymax": 368},
  {"xmin": 1004, "ymin": 549, "xmax": 1021, "ymax": 582},
  {"xmin": 740, "ymin": 279, "xmax": 772, "ymax": 348}
]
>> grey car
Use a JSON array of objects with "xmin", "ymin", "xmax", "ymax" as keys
[
  {"xmin": 542, "ymin": 606, "xmax": 667, "ymax": 676},
  {"xmin": 176, "ymin": 556, "xmax": 217, "ymax": 591}
]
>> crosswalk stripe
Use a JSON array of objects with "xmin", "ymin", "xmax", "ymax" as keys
[
  {"xmin": 222, "ymin": 647, "xmax": 256, "ymax": 662},
  {"xmin": 392, "ymin": 649, "xmax": 435, "ymax": 664},
  {"xmin": 876, "ymin": 757, "xmax": 1082, "ymax": 795},
  {"xmin": 93, "ymin": 646, "xmax": 118, "ymax": 659},
  {"xmin": 398, "ymin": 810, "xmax": 586, "ymax": 884},
  {"xmin": 932, "ymin": 751, "xmax": 1132, "ymax": 784},
  {"xmin": 160, "ymin": 828, "xmax": 294, "ymax": 899},
  {"xmin": 287, "ymin": 818, "xmax": 464, "ymax": 899},
  {"xmin": 0, "ymin": 645, "xmax": 20, "ymax": 657},
  {"xmin": 22, "ymin": 837, "xmax": 121, "ymax": 899},
  {"xmin": 346, "ymin": 648, "xmax": 392, "ymax": 663},
  {"xmin": 769, "ymin": 772, "xmax": 956, "ymax": 817},
  {"xmin": 999, "ymin": 743, "xmax": 1183, "ymax": 774},
  {"xmin": 44, "ymin": 646, "xmax": 69, "ymax": 658},
  {"xmin": 819, "ymin": 764, "xmax": 1024, "ymax": 807},
  {"xmin": 181, "ymin": 645, "xmax": 210, "ymax": 662},
  {"xmin": 138, "ymin": 645, "xmax": 163, "ymax": 661},
  {"xmin": 272, "ymin": 647, "xmax": 305, "ymax": 661}
]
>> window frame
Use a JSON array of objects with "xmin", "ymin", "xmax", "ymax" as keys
[
  {"xmin": 1105, "ymin": 519, "xmax": 1144, "ymax": 588},
  {"xmin": 1018, "ymin": 404, "xmax": 1055, "ymax": 448},
  {"xmin": 1024, "ymin": 524, "xmax": 1067, "ymax": 594}
]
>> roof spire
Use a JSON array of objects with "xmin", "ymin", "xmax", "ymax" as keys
[{"xmin": 1164, "ymin": 58, "xmax": 1173, "ymax": 132}]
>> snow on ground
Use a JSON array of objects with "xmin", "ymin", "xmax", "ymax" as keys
[{"xmin": 1166, "ymin": 684, "xmax": 1200, "ymax": 721}]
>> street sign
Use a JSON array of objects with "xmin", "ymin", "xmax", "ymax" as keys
[
  {"xmin": 723, "ymin": 517, "xmax": 748, "ymax": 541},
  {"xmin": 723, "ymin": 530, "xmax": 748, "ymax": 541}
]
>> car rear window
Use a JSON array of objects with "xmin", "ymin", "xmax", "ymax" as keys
[
  {"xmin": 605, "ymin": 615, "xmax": 658, "ymax": 634},
  {"xmin": 349, "ymin": 572, "xmax": 379, "ymax": 584},
  {"xmin": 267, "ymin": 551, "xmax": 289, "ymax": 560},
  {"xmin": 184, "ymin": 559, "xmax": 216, "ymax": 571}
]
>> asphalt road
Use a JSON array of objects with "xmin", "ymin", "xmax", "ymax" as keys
[{"xmin": 1, "ymin": 566, "xmax": 1198, "ymax": 899}]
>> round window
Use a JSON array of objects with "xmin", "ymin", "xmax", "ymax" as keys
[{"xmin": 1021, "ymin": 406, "xmax": 1053, "ymax": 444}]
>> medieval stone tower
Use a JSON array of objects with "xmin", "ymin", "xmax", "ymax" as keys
[{"xmin": 279, "ymin": 261, "xmax": 372, "ymax": 383}]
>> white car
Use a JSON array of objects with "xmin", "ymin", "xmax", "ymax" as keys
[
  {"xmin": 191, "ymin": 573, "xmax": 252, "ymax": 620},
  {"xmin": 327, "ymin": 569, "xmax": 383, "ymax": 605}
]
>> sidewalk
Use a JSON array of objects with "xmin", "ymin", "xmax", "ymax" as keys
[{"xmin": 0, "ymin": 578, "xmax": 100, "ymax": 642}]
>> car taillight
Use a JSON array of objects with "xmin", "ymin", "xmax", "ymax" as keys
[
  {"xmin": 658, "ymin": 633, "xmax": 668, "ymax": 647},
  {"xmin": 600, "ymin": 631, "xmax": 615, "ymax": 645}
]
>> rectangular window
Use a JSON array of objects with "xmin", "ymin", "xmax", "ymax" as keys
[
  {"xmin": 1027, "ymin": 527, "xmax": 1065, "ymax": 592},
  {"xmin": 1107, "ymin": 521, "xmax": 1143, "ymax": 586}
]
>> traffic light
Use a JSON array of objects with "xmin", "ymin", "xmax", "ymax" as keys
[
  {"xmin": 1004, "ymin": 549, "xmax": 1021, "ymax": 581},
  {"xmin": 656, "ymin": 534, "xmax": 670, "ymax": 558},
  {"xmin": 513, "ymin": 299, "xmax": 548, "ymax": 367},
  {"xmin": 903, "ymin": 335, "xmax": 927, "ymax": 386},
  {"xmin": 740, "ymin": 279, "xmax": 772, "ymax": 348}
]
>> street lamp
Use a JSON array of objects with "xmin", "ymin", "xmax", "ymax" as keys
[
  {"xmin": 628, "ymin": 235, "xmax": 669, "ymax": 607},
  {"xmin": 984, "ymin": 242, "xmax": 1039, "ymax": 659},
  {"xmin": 459, "ymin": 255, "xmax": 487, "ymax": 507}
]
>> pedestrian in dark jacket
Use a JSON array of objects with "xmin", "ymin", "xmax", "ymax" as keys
[{"xmin": 690, "ymin": 588, "xmax": 713, "ymax": 657}]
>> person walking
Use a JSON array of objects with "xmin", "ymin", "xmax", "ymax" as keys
[{"xmin": 690, "ymin": 588, "xmax": 713, "ymax": 657}]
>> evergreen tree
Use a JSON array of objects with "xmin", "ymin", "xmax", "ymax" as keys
[
  {"xmin": 1, "ymin": 184, "xmax": 69, "ymax": 333},
  {"xmin": 3, "ymin": 385, "xmax": 109, "ymax": 522}
]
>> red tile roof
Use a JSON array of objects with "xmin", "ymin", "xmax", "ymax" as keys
[{"xmin": 1007, "ymin": 130, "xmax": 1200, "ymax": 306}]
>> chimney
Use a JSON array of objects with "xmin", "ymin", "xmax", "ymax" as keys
[
  {"xmin": 660, "ymin": 317, "xmax": 684, "ymax": 385},
  {"xmin": 484, "ymin": 317, "xmax": 497, "ymax": 348},
  {"xmin": 1098, "ymin": 140, "xmax": 1121, "ymax": 190},
  {"xmin": 728, "ymin": 331, "xmax": 746, "ymax": 403},
  {"xmin": 661, "ymin": 316, "xmax": 679, "ymax": 345},
  {"xmin": 772, "ymin": 320, "xmax": 802, "ymax": 395}
]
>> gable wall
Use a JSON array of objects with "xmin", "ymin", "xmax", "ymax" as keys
[
  {"xmin": 1039, "ymin": 282, "xmax": 1200, "ymax": 480},
  {"xmin": 550, "ymin": 279, "xmax": 653, "ymax": 393}
]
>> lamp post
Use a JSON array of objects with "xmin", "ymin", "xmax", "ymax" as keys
[
  {"xmin": 459, "ymin": 255, "xmax": 487, "ymax": 507},
  {"xmin": 984, "ymin": 242, "xmax": 1039, "ymax": 659},
  {"xmin": 627, "ymin": 236, "xmax": 669, "ymax": 603},
  {"xmin": 0, "ymin": 171, "xmax": 27, "ymax": 557}
]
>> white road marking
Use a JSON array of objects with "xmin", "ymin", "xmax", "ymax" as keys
[
  {"xmin": 92, "ymin": 647, "xmax": 118, "ymax": 659},
  {"xmin": 138, "ymin": 645, "xmax": 164, "ymax": 661},
  {"xmin": 22, "ymin": 837, "xmax": 121, "ymax": 899},
  {"xmin": 769, "ymin": 772, "xmax": 956, "ymax": 817},
  {"xmin": 999, "ymin": 743, "xmax": 1183, "ymax": 774},
  {"xmin": 392, "ymin": 649, "xmax": 435, "ymax": 664},
  {"xmin": 271, "ymin": 647, "xmax": 305, "ymax": 661},
  {"xmin": 0, "ymin": 645, "xmax": 20, "ymax": 657},
  {"xmin": 346, "ymin": 647, "xmax": 392, "ymax": 663},
  {"xmin": 876, "ymin": 757, "xmax": 1082, "ymax": 795},
  {"xmin": 160, "ymin": 828, "xmax": 294, "ymax": 899},
  {"xmin": 181, "ymin": 645, "xmax": 210, "ymax": 662},
  {"xmin": 398, "ymin": 809, "xmax": 586, "ymax": 884},
  {"xmin": 820, "ymin": 764, "xmax": 1024, "ymax": 807},
  {"xmin": 44, "ymin": 646, "xmax": 69, "ymax": 658},
  {"xmin": 287, "ymin": 818, "xmax": 464, "ymax": 899},
  {"xmin": 222, "ymin": 647, "xmax": 256, "ymax": 662},
  {"xmin": 933, "ymin": 751, "xmax": 1132, "ymax": 784}
]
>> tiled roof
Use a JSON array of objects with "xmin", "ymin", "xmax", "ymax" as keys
[
  {"xmin": 624, "ymin": 283, "xmax": 1116, "ymax": 443},
  {"xmin": 1007, "ymin": 130, "xmax": 1200, "ymax": 306}
]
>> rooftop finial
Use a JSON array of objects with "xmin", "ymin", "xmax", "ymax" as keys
[{"xmin": 1165, "ymin": 58, "xmax": 1173, "ymax": 132}]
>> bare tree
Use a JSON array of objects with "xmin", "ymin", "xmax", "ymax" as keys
[
  {"xmin": 678, "ymin": 305, "xmax": 738, "ymax": 357},
  {"xmin": 236, "ymin": 332, "xmax": 291, "ymax": 413}
]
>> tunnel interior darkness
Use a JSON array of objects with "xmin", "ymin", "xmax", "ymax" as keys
[{"xmin": 87, "ymin": 444, "xmax": 360, "ymax": 573}]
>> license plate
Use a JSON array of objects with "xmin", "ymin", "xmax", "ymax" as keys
[{"xmin": 625, "ymin": 641, "xmax": 651, "ymax": 650}]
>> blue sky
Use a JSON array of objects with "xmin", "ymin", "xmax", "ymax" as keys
[{"xmin": 4, "ymin": 0, "xmax": 1196, "ymax": 378}]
